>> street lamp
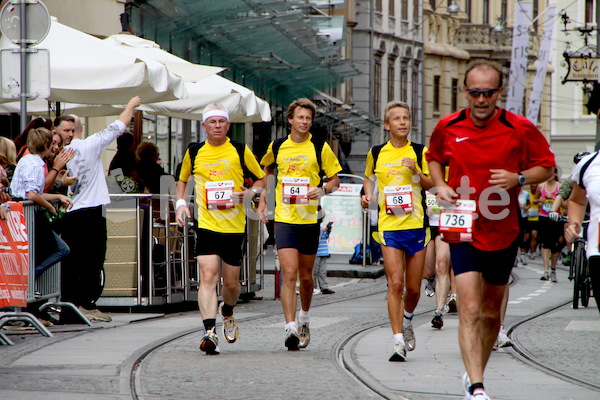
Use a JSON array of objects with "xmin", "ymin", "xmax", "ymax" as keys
[
  {"xmin": 448, "ymin": 0, "xmax": 460, "ymax": 14},
  {"xmin": 493, "ymin": 17, "xmax": 504, "ymax": 33}
]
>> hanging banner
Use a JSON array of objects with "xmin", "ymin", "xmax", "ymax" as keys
[
  {"xmin": 506, "ymin": 0, "xmax": 533, "ymax": 115},
  {"xmin": 527, "ymin": 4, "xmax": 556, "ymax": 123},
  {"xmin": 321, "ymin": 183, "xmax": 363, "ymax": 254},
  {"xmin": 0, "ymin": 202, "xmax": 29, "ymax": 308}
]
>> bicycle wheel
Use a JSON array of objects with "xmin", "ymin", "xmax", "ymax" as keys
[
  {"xmin": 581, "ymin": 258, "xmax": 591, "ymax": 307},
  {"xmin": 572, "ymin": 240, "xmax": 585, "ymax": 309}
]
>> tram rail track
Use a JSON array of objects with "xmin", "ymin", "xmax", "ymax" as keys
[
  {"xmin": 507, "ymin": 300, "xmax": 600, "ymax": 393},
  {"xmin": 124, "ymin": 278, "xmax": 599, "ymax": 400},
  {"xmin": 126, "ymin": 281, "xmax": 391, "ymax": 399}
]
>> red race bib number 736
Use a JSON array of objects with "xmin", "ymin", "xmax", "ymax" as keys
[{"xmin": 439, "ymin": 199, "xmax": 476, "ymax": 242}]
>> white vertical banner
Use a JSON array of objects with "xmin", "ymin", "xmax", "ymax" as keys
[
  {"xmin": 506, "ymin": 0, "xmax": 533, "ymax": 115},
  {"xmin": 526, "ymin": 4, "xmax": 556, "ymax": 124}
]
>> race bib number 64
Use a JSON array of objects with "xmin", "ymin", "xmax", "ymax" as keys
[
  {"xmin": 282, "ymin": 176, "xmax": 310, "ymax": 204},
  {"xmin": 439, "ymin": 199, "xmax": 476, "ymax": 242}
]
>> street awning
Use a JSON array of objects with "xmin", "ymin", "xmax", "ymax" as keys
[
  {"xmin": 313, "ymin": 92, "xmax": 381, "ymax": 139},
  {"xmin": 127, "ymin": 0, "xmax": 359, "ymax": 106}
]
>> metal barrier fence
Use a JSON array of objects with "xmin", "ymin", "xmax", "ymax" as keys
[
  {"xmin": 96, "ymin": 194, "xmax": 264, "ymax": 307},
  {"xmin": 2, "ymin": 194, "xmax": 265, "ymax": 343},
  {"xmin": 1, "ymin": 201, "xmax": 90, "ymax": 344}
]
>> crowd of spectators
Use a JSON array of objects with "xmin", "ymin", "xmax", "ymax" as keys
[{"xmin": 0, "ymin": 98, "xmax": 164, "ymax": 326}]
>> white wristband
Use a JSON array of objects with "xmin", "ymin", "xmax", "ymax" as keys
[{"xmin": 176, "ymin": 199, "xmax": 187, "ymax": 209}]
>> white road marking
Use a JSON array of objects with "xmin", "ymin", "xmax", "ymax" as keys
[{"xmin": 565, "ymin": 320, "xmax": 600, "ymax": 331}]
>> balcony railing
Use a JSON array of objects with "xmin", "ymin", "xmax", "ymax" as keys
[{"xmin": 456, "ymin": 24, "xmax": 540, "ymax": 53}]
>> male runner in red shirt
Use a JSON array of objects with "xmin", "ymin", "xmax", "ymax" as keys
[{"xmin": 427, "ymin": 60, "xmax": 554, "ymax": 400}]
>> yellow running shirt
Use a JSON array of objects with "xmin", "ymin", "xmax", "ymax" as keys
[
  {"xmin": 260, "ymin": 134, "xmax": 342, "ymax": 224},
  {"xmin": 179, "ymin": 138, "xmax": 265, "ymax": 233},
  {"xmin": 364, "ymin": 140, "xmax": 429, "ymax": 232}
]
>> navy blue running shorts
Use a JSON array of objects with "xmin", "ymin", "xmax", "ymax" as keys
[
  {"xmin": 275, "ymin": 222, "xmax": 320, "ymax": 255},
  {"xmin": 194, "ymin": 228, "xmax": 244, "ymax": 266},
  {"xmin": 449, "ymin": 240, "xmax": 518, "ymax": 285},
  {"xmin": 381, "ymin": 228, "xmax": 428, "ymax": 257}
]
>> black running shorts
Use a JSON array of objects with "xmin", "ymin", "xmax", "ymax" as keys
[
  {"xmin": 449, "ymin": 240, "xmax": 518, "ymax": 285},
  {"xmin": 194, "ymin": 228, "xmax": 245, "ymax": 266},
  {"xmin": 275, "ymin": 222, "xmax": 320, "ymax": 255}
]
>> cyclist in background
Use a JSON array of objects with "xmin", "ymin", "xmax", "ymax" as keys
[
  {"xmin": 565, "ymin": 151, "xmax": 600, "ymax": 313},
  {"xmin": 549, "ymin": 152, "xmax": 591, "ymax": 223}
]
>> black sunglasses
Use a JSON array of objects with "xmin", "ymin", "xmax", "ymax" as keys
[{"xmin": 465, "ymin": 87, "xmax": 501, "ymax": 98}]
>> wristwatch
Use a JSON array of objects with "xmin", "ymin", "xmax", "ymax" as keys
[{"xmin": 517, "ymin": 172, "xmax": 526, "ymax": 186}]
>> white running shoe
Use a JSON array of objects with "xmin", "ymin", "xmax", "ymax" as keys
[
  {"xmin": 285, "ymin": 326, "xmax": 299, "ymax": 351},
  {"xmin": 495, "ymin": 328, "xmax": 511, "ymax": 349},
  {"xmin": 298, "ymin": 322, "xmax": 310, "ymax": 348},
  {"xmin": 424, "ymin": 276, "xmax": 435, "ymax": 297},
  {"xmin": 520, "ymin": 253, "xmax": 528, "ymax": 265},
  {"xmin": 403, "ymin": 322, "xmax": 416, "ymax": 351},
  {"xmin": 462, "ymin": 372, "xmax": 471, "ymax": 400},
  {"xmin": 219, "ymin": 302, "xmax": 239, "ymax": 344},
  {"xmin": 471, "ymin": 391, "xmax": 491, "ymax": 400},
  {"xmin": 199, "ymin": 329, "xmax": 220, "ymax": 355},
  {"xmin": 389, "ymin": 340, "xmax": 407, "ymax": 361}
]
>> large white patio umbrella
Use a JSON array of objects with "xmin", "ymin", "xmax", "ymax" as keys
[
  {"xmin": 0, "ymin": 75, "xmax": 271, "ymax": 123},
  {"xmin": 103, "ymin": 34, "xmax": 224, "ymax": 83},
  {"xmin": 101, "ymin": 34, "xmax": 270, "ymax": 122},
  {"xmin": 140, "ymin": 75, "xmax": 272, "ymax": 122},
  {"xmin": 0, "ymin": 19, "xmax": 187, "ymax": 105},
  {"xmin": 0, "ymin": 29, "xmax": 270, "ymax": 122}
]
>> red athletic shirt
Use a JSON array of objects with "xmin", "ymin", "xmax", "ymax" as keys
[{"xmin": 426, "ymin": 107, "xmax": 555, "ymax": 251}]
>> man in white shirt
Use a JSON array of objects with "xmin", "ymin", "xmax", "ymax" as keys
[{"xmin": 59, "ymin": 96, "xmax": 141, "ymax": 323}]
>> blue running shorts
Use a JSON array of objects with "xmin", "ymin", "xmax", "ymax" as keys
[{"xmin": 380, "ymin": 228, "xmax": 429, "ymax": 257}]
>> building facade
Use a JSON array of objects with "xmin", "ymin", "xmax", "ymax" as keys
[
  {"xmin": 423, "ymin": 1, "xmax": 470, "ymax": 144},
  {"xmin": 551, "ymin": 0, "xmax": 598, "ymax": 177},
  {"xmin": 344, "ymin": 0, "xmax": 424, "ymax": 174}
]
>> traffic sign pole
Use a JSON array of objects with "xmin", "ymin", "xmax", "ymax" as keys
[{"xmin": 19, "ymin": 0, "xmax": 27, "ymax": 135}]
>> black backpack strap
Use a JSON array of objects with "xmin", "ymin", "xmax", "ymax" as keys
[
  {"xmin": 410, "ymin": 141, "xmax": 429, "ymax": 228},
  {"xmin": 370, "ymin": 143, "xmax": 386, "ymax": 173},
  {"xmin": 267, "ymin": 137, "xmax": 287, "ymax": 170},
  {"xmin": 409, "ymin": 142, "xmax": 425, "ymax": 171},
  {"xmin": 230, "ymin": 140, "xmax": 259, "ymax": 182},
  {"xmin": 579, "ymin": 151, "xmax": 599, "ymax": 191},
  {"xmin": 187, "ymin": 141, "xmax": 204, "ymax": 176},
  {"xmin": 310, "ymin": 135, "xmax": 326, "ymax": 187}
]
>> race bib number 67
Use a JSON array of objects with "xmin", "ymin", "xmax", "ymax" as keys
[
  {"xmin": 206, "ymin": 180, "xmax": 234, "ymax": 210},
  {"xmin": 439, "ymin": 199, "xmax": 476, "ymax": 242}
]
